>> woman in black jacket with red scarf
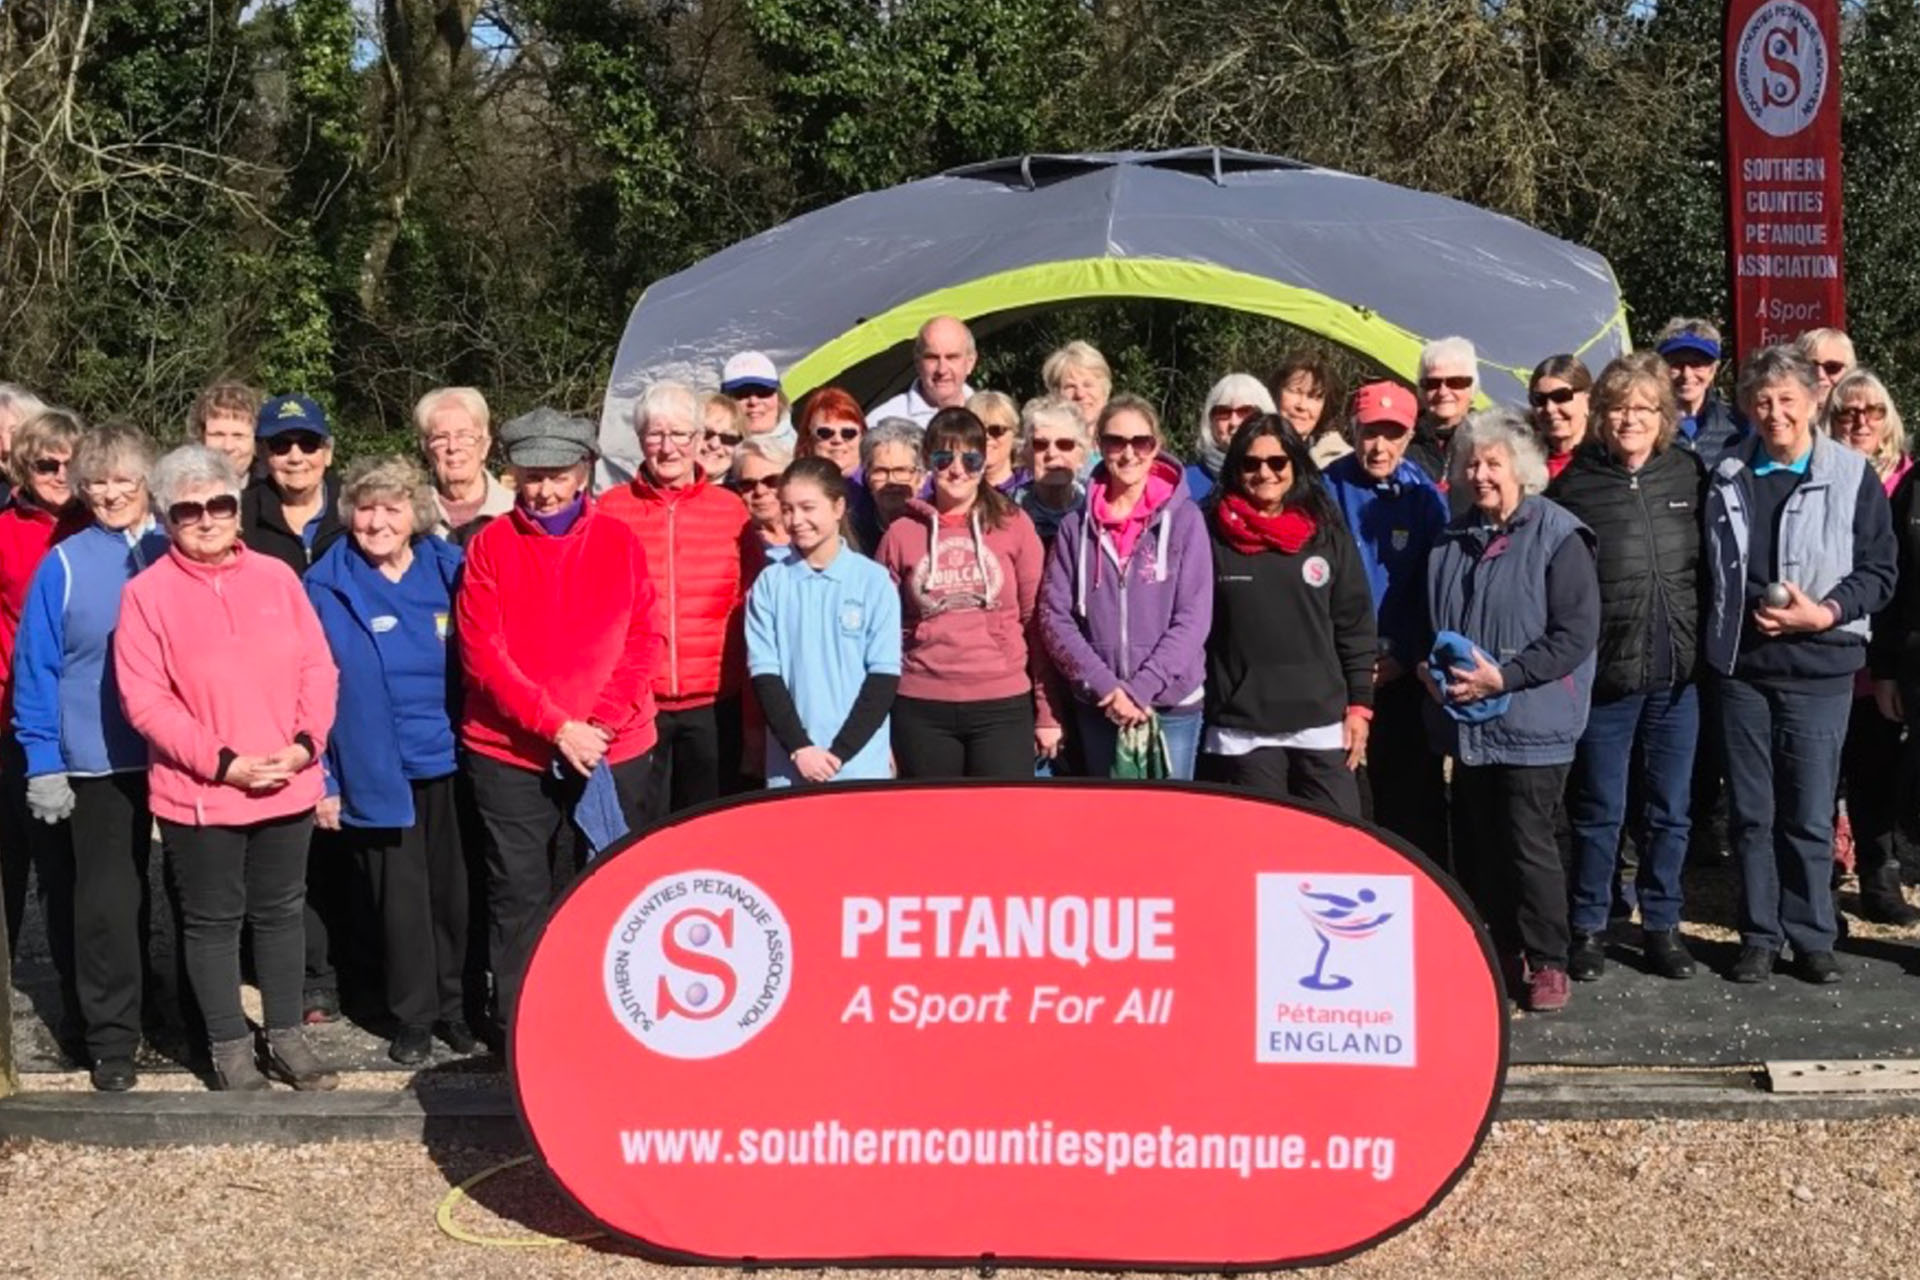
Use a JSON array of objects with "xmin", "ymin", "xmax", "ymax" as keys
[{"xmin": 1198, "ymin": 416, "xmax": 1376, "ymax": 814}]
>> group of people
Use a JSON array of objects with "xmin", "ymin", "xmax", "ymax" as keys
[{"xmin": 0, "ymin": 310, "xmax": 1909, "ymax": 1093}]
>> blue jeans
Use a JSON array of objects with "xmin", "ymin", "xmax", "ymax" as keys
[
  {"xmin": 1073, "ymin": 702, "xmax": 1202, "ymax": 781},
  {"xmin": 1718, "ymin": 676, "xmax": 1849, "ymax": 954},
  {"xmin": 1565, "ymin": 683, "xmax": 1699, "ymax": 933}
]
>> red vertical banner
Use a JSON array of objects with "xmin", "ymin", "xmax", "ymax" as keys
[{"xmin": 1725, "ymin": 0, "xmax": 1846, "ymax": 360}]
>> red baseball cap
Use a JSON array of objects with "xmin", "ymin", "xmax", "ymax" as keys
[{"xmin": 1353, "ymin": 380, "xmax": 1416, "ymax": 431}]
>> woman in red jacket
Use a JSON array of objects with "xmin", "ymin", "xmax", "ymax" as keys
[
  {"xmin": 0, "ymin": 407, "xmax": 87, "ymax": 1001},
  {"xmin": 599, "ymin": 382, "xmax": 750, "ymax": 815},
  {"xmin": 458, "ymin": 408, "xmax": 662, "ymax": 1030}
]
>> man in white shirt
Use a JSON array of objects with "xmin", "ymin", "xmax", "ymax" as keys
[{"xmin": 868, "ymin": 315, "xmax": 978, "ymax": 426}]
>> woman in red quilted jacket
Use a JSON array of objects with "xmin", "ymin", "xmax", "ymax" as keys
[{"xmin": 599, "ymin": 382, "xmax": 751, "ymax": 815}]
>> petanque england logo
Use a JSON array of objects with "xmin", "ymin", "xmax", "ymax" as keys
[
  {"xmin": 1255, "ymin": 873, "xmax": 1415, "ymax": 1067},
  {"xmin": 1733, "ymin": 1, "xmax": 1829, "ymax": 138},
  {"xmin": 603, "ymin": 870, "xmax": 792, "ymax": 1059}
]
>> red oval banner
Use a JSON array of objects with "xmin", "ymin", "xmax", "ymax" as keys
[{"xmin": 514, "ymin": 782, "xmax": 1507, "ymax": 1269}]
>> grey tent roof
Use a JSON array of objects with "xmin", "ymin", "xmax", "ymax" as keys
[{"xmin": 597, "ymin": 148, "xmax": 1627, "ymax": 484}]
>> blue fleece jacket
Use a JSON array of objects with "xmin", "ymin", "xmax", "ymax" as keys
[
  {"xmin": 1322, "ymin": 454, "xmax": 1450, "ymax": 666},
  {"xmin": 12, "ymin": 521, "xmax": 170, "ymax": 777},
  {"xmin": 306, "ymin": 535, "xmax": 463, "ymax": 827}
]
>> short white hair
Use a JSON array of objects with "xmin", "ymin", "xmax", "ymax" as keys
[
  {"xmin": 1794, "ymin": 327, "xmax": 1855, "ymax": 367},
  {"xmin": 1198, "ymin": 373, "xmax": 1275, "ymax": 448},
  {"xmin": 1449, "ymin": 408, "xmax": 1550, "ymax": 497},
  {"xmin": 0, "ymin": 384, "xmax": 47, "ymax": 425},
  {"xmin": 413, "ymin": 386, "xmax": 490, "ymax": 437},
  {"xmin": 1419, "ymin": 336, "xmax": 1479, "ymax": 387},
  {"xmin": 634, "ymin": 381, "xmax": 700, "ymax": 434},
  {"xmin": 151, "ymin": 444, "xmax": 241, "ymax": 512},
  {"xmin": 1020, "ymin": 394, "xmax": 1090, "ymax": 450},
  {"xmin": 732, "ymin": 436, "xmax": 794, "ymax": 475}
]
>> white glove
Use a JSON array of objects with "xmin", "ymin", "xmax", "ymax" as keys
[{"xmin": 26, "ymin": 773, "xmax": 75, "ymax": 824}]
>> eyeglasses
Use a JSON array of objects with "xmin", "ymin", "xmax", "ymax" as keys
[
  {"xmin": 929, "ymin": 449, "xmax": 986, "ymax": 475},
  {"xmin": 1100, "ymin": 433, "xmax": 1158, "ymax": 455},
  {"xmin": 704, "ymin": 430, "xmax": 742, "ymax": 448},
  {"xmin": 1239, "ymin": 454, "xmax": 1291, "ymax": 477},
  {"xmin": 1031, "ymin": 436, "xmax": 1081, "ymax": 455},
  {"xmin": 813, "ymin": 425, "xmax": 860, "ymax": 443},
  {"xmin": 1529, "ymin": 387, "xmax": 1579, "ymax": 408},
  {"xmin": 1421, "ymin": 376, "xmax": 1474, "ymax": 393},
  {"xmin": 642, "ymin": 429, "xmax": 698, "ymax": 450},
  {"xmin": 1209, "ymin": 404, "xmax": 1257, "ymax": 421},
  {"xmin": 30, "ymin": 457, "xmax": 69, "ymax": 476},
  {"xmin": 82, "ymin": 476, "xmax": 144, "ymax": 495},
  {"xmin": 983, "ymin": 425, "xmax": 1013, "ymax": 440},
  {"xmin": 1818, "ymin": 360, "xmax": 1850, "ymax": 378},
  {"xmin": 167, "ymin": 494, "xmax": 241, "ymax": 525},
  {"xmin": 266, "ymin": 432, "xmax": 327, "ymax": 457},
  {"xmin": 424, "ymin": 431, "xmax": 483, "ymax": 453},
  {"xmin": 736, "ymin": 475, "xmax": 782, "ymax": 494},
  {"xmin": 868, "ymin": 465, "xmax": 922, "ymax": 484},
  {"xmin": 1835, "ymin": 404, "xmax": 1888, "ymax": 425}
]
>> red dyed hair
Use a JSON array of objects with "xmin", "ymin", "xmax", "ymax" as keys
[{"xmin": 797, "ymin": 386, "xmax": 867, "ymax": 456}]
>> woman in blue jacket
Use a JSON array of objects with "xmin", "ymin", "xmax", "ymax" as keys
[
  {"xmin": 305, "ymin": 456, "xmax": 472, "ymax": 1065},
  {"xmin": 12, "ymin": 422, "xmax": 167, "ymax": 1091}
]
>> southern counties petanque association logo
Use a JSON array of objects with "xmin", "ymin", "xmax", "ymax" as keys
[
  {"xmin": 1255, "ymin": 873, "xmax": 1416, "ymax": 1067},
  {"xmin": 1734, "ymin": 1, "xmax": 1829, "ymax": 139},
  {"xmin": 603, "ymin": 870, "xmax": 792, "ymax": 1059}
]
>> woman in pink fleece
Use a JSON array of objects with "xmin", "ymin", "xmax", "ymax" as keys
[
  {"xmin": 115, "ymin": 445, "xmax": 340, "ymax": 1092},
  {"xmin": 877, "ymin": 406, "xmax": 1058, "ymax": 777}
]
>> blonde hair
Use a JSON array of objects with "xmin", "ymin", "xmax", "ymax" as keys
[
  {"xmin": 1794, "ymin": 327, "xmax": 1856, "ymax": 369},
  {"xmin": 1826, "ymin": 367, "xmax": 1906, "ymax": 478},
  {"xmin": 1591, "ymin": 352, "xmax": 1679, "ymax": 455},
  {"xmin": 11, "ymin": 408, "xmax": 85, "ymax": 490},
  {"xmin": 1041, "ymin": 341, "xmax": 1112, "ymax": 398},
  {"xmin": 413, "ymin": 386, "xmax": 491, "ymax": 437},
  {"xmin": 702, "ymin": 392, "xmax": 748, "ymax": 436},
  {"xmin": 338, "ymin": 454, "xmax": 439, "ymax": 533},
  {"xmin": 965, "ymin": 389, "xmax": 1019, "ymax": 430}
]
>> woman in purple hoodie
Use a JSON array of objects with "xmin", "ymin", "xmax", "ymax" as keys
[{"xmin": 1040, "ymin": 396, "xmax": 1213, "ymax": 778}]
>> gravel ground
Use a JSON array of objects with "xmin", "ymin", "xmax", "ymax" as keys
[{"xmin": 2, "ymin": 1119, "xmax": 1918, "ymax": 1279}]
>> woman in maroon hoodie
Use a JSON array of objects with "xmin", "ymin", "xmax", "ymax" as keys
[{"xmin": 878, "ymin": 407, "xmax": 1058, "ymax": 777}]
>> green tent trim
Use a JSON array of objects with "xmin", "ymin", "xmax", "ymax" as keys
[{"xmin": 783, "ymin": 256, "xmax": 1630, "ymax": 403}]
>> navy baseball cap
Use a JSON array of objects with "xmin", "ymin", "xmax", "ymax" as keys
[{"xmin": 257, "ymin": 393, "xmax": 332, "ymax": 439}]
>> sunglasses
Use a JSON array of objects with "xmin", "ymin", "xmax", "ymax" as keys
[
  {"xmin": 167, "ymin": 494, "xmax": 241, "ymax": 525},
  {"xmin": 1836, "ymin": 404, "xmax": 1888, "ymax": 424},
  {"xmin": 1031, "ymin": 436, "xmax": 1080, "ymax": 455},
  {"xmin": 984, "ymin": 425, "xmax": 1013, "ymax": 440},
  {"xmin": 705, "ymin": 430, "xmax": 742, "ymax": 448},
  {"xmin": 1421, "ymin": 376, "xmax": 1474, "ymax": 392},
  {"xmin": 1529, "ymin": 387, "xmax": 1579, "ymax": 408},
  {"xmin": 929, "ymin": 449, "xmax": 986, "ymax": 475},
  {"xmin": 813, "ymin": 425, "xmax": 860, "ymax": 443},
  {"xmin": 1818, "ymin": 360, "xmax": 1849, "ymax": 378},
  {"xmin": 1100, "ymin": 433, "xmax": 1157, "ymax": 455},
  {"xmin": 737, "ymin": 475, "xmax": 782, "ymax": 494},
  {"xmin": 1239, "ymin": 454, "xmax": 1291, "ymax": 477},
  {"xmin": 30, "ymin": 457, "xmax": 69, "ymax": 476},
  {"xmin": 266, "ymin": 432, "xmax": 327, "ymax": 457}
]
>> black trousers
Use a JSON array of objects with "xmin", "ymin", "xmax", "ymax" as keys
[
  {"xmin": 70, "ymin": 773, "xmax": 152, "ymax": 1063},
  {"xmin": 1841, "ymin": 693, "xmax": 1903, "ymax": 882},
  {"xmin": 1451, "ymin": 762, "xmax": 1571, "ymax": 970},
  {"xmin": 649, "ymin": 697, "xmax": 743, "ymax": 817},
  {"xmin": 160, "ymin": 811, "xmax": 313, "ymax": 1044},
  {"xmin": 347, "ymin": 774, "xmax": 469, "ymax": 1030},
  {"xmin": 467, "ymin": 750, "xmax": 655, "ymax": 1023},
  {"xmin": 1, "ymin": 739, "xmax": 76, "ymax": 1027},
  {"xmin": 1365, "ymin": 679, "xmax": 1449, "ymax": 864},
  {"xmin": 1199, "ymin": 745, "xmax": 1362, "ymax": 817},
  {"xmin": 891, "ymin": 694, "xmax": 1034, "ymax": 780}
]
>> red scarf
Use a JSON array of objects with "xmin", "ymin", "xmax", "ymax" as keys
[{"xmin": 1215, "ymin": 492, "xmax": 1317, "ymax": 555}]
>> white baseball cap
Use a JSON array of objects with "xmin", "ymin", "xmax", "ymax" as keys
[{"xmin": 721, "ymin": 351, "xmax": 781, "ymax": 395}]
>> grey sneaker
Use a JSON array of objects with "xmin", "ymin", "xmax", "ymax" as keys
[
  {"xmin": 210, "ymin": 1035, "xmax": 270, "ymax": 1092},
  {"xmin": 263, "ymin": 1027, "xmax": 339, "ymax": 1091}
]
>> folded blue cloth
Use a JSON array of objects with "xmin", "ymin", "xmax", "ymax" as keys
[
  {"xmin": 572, "ymin": 760, "xmax": 631, "ymax": 861},
  {"xmin": 1428, "ymin": 630, "xmax": 1512, "ymax": 724}
]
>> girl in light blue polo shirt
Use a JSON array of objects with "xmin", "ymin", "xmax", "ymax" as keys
[{"xmin": 745, "ymin": 458, "xmax": 902, "ymax": 785}]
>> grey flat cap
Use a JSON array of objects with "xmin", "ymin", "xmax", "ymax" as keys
[{"xmin": 499, "ymin": 407, "xmax": 596, "ymax": 468}]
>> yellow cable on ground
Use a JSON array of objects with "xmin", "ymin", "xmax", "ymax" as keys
[{"xmin": 435, "ymin": 1154, "xmax": 605, "ymax": 1248}]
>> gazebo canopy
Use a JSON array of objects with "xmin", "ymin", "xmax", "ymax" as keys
[{"xmin": 597, "ymin": 148, "xmax": 1628, "ymax": 483}]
